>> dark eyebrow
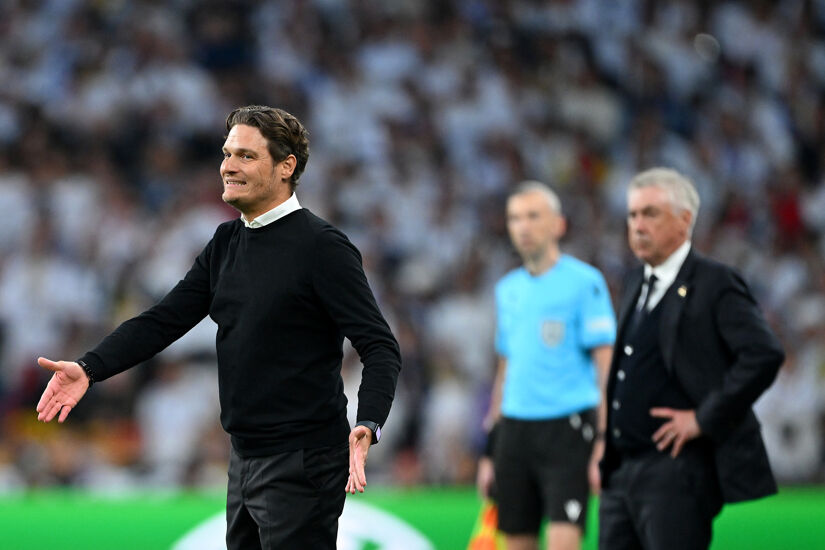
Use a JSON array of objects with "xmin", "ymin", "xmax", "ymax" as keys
[{"xmin": 222, "ymin": 147, "xmax": 258, "ymax": 156}]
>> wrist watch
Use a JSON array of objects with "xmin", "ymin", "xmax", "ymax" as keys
[
  {"xmin": 77, "ymin": 359, "xmax": 95, "ymax": 387},
  {"xmin": 355, "ymin": 420, "xmax": 381, "ymax": 445}
]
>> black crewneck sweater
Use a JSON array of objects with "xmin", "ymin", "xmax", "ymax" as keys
[{"xmin": 80, "ymin": 209, "xmax": 401, "ymax": 456}]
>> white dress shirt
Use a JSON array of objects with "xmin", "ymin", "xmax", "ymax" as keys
[
  {"xmin": 241, "ymin": 193, "xmax": 302, "ymax": 228},
  {"xmin": 638, "ymin": 240, "xmax": 692, "ymax": 312}
]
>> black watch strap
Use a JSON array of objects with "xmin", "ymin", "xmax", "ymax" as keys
[
  {"xmin": 355, "ymin": 420, "xmax": 381, "ymax": 445},
  {"xmin": 77, "ymin": 359, "xmax": 95, "ymax": 387}
]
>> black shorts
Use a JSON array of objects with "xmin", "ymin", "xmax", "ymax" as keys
[{"xmin": 493, "ymin": 410, "xmax": 596, "ymax": 534}]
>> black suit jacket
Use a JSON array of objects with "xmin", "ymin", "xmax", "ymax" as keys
[{"xmin": 601, "ymin": 248, "xmax": 784, "ymax": 503}]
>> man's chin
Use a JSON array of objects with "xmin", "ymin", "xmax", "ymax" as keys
[
  {"xmin": 222, "ymin": 193, "xmax": 243, "ymax": 210},
  {"xmin": 515, "ymin": 243, "xmax": 536, "ymax": 256},
  {"xmin": 631, "ymin": 244, "xmax": 650, "ymax": 260},
  {"xmin": 633, "ymin": 250, "xmax": 659, "ymax": 265}
]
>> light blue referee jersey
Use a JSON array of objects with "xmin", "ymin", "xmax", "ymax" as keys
[{"xmin": 496, "ymin": 254, "xmax": 616, "ymax": 419}]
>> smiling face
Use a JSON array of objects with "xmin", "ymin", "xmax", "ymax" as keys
[
  {"xmin": 627, "ymin": 185, "xmax": 692, "ymax": 266},
  {"xmin": 220, "ymin": 124, "xmax": 295, "ymax": 220}
]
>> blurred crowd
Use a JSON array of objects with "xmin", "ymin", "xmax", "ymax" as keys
[{"xmin": 1, "ymin": 0, "xmax": 824, "ymax": 492}]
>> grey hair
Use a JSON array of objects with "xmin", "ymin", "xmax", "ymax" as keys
[
  {"xmin": 628, "ymin": 168, "xmax": 700, "ymax": 234},
  {"xmin": 510, "ymin": 180, "xmax": 562, "ymax": 215}
]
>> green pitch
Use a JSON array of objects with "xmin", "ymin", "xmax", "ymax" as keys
[{"xmin": 0, "ymin": 486, "xmax": 822, "ymax": 549}]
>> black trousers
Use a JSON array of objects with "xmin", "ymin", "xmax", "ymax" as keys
[
  {"xmin": 599, "ymin": 447, "xmax": 723, "ymax": 550},
  {"xmin": 226, "ymin": 443, "xmax": 349, "ymax": 550}
]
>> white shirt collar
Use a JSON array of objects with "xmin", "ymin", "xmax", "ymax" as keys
[
  {"xmin": 242, "ymin": 193, "xmax": 301, "ymax": 228},
  {"xmin": 640, "ymin": 240, "xmax": 691, "ymax": 311}
]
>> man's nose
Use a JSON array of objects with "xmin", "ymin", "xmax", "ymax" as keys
[
  {"xmin": 511, "ymin": 221, "xmax": 527, "ymax": 235},
  {"xmin": 221, "ymin": 158, "xmax": 236, "ymax": 175}
]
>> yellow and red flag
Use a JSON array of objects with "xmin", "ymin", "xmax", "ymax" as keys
[{"xmin": 467, "ymin": 499, "xmax": 505, "ymax": 550}]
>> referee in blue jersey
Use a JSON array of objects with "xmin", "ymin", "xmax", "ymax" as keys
[{"xmin": 477, "ymin": 181, "xmax": 616, "ymax": 550}]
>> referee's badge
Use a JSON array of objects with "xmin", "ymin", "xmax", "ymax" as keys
[{"xmin": 541, "ymin": 320, "xmax": 565, "ymax": 347}]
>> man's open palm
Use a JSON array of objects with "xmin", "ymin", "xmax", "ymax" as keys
[{"xmin": 36, "ymin": 357, "xmax": 89, "ymax": 423}]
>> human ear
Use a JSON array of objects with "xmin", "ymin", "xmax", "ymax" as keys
[{"xmin": 279, "ymin": 154, "xmax": 297, "ymax": 181}]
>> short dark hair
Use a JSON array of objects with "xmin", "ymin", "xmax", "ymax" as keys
[{"xmin": 225, "ymin": 105, "xmax": 309, "ymax": 190}]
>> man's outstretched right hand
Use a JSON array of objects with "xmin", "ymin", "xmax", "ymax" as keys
[{"xmin": 36, "ymin": 357, "xmax": 90, "ymax": 423}]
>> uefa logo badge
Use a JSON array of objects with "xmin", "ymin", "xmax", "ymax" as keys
[{"xmin": 541, "ymin": 320, "xmax": 565, "ymax": 347}]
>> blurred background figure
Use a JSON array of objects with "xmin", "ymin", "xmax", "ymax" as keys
[
  {"xmin": 599, "ymin": 168, "xmax": 784, "ymax": 550},
  {"xmin": 1, "ymin": 0, "xmax": 824, "ymax": 492},
  {"xmin": 478, "ymin": 182, "xmax": 614, "ymax": 550}
]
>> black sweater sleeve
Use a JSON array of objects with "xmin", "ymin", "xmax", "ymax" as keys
[
  {"xmin": 311, "ymin": 227, "xmax": 401, "ymax": 427},
  {"xmin": 80, "ymin": 239, "xmax": 213, "ymax": 382}
]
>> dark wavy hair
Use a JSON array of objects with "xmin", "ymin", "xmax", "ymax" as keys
[{"xmin": 225, "ymin": 105, "xmax": 309, "ymax": 191}]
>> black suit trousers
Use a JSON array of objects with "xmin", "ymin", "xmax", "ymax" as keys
[
  {"xmin": 226, "ymin": 443, "xmax": 349, "ymax": 550},
  {"xmin": 599, "ymin": 446, "xmax": 723, "ymax": 550}
]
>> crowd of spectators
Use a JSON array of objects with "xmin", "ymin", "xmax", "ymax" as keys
[{"xmin": 1, "ymin": 0, "xmax": 824, "ymax": 491}]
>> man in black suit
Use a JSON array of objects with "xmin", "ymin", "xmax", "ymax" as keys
[{"xmin": 598, "ymin": 167, "xmax": 784, "ymax": 550}]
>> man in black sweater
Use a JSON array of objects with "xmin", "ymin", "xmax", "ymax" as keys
[{"xmin": 35, "ymin": 105, "xmax": 401, "ymax": 550}]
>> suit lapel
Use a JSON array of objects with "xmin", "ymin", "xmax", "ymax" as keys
[
  {"xmin": 659, "ymin": 249, "xmax": 697, "ymax": 374},
  {"xmin": 617, "ymin": 268, "xmax": 644, "ymax": 341}
]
